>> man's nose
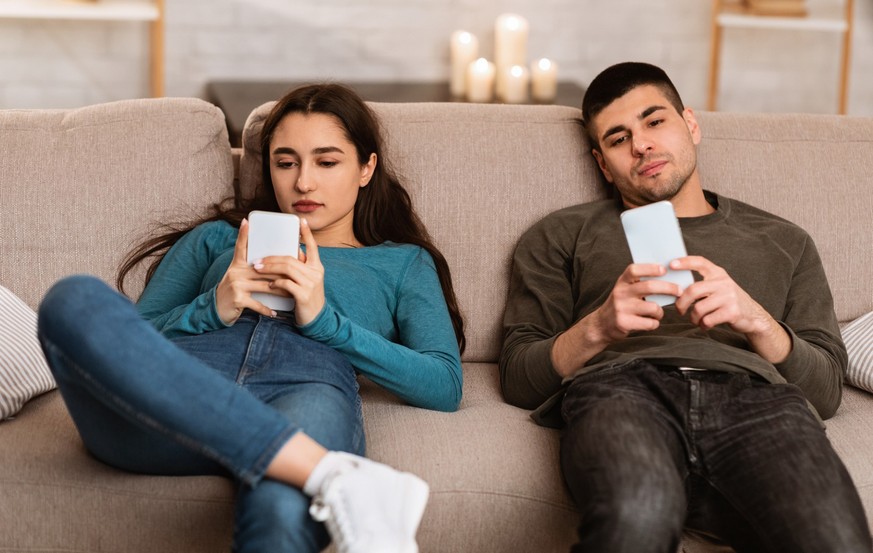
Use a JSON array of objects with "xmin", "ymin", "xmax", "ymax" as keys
[{"xmin": 632, "ymin": 134, "xmax": 653, "ymax": 156}]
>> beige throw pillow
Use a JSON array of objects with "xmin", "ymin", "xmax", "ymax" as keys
[
  {"xmin": 0, "ymin": 285, "xmax": 56, "ymax": 420},
  {"xmin": 843, "ymin": 311, "xmax": 873, "ymax": 394}
]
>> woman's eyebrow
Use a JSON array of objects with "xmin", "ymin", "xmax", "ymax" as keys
[{"xmin": 271, "ymin": 146, "xmax": 345, "ymax": 155}]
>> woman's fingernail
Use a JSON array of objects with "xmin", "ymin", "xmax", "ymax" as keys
[
  {"xmin": 301, "ymin": 218, "xmax": 309, "ymax": 227},
  {"xmin": 254, "ymin": 262, "xmax": 264, "ymax": 269}
]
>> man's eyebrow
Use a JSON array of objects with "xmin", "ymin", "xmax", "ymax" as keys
[
  {"xmin": 601, "ymin": 124, "xmax": 627, "ymax": 144},
  {"xmin": 640, "ymin": 105, "xmax": 667, "ymax": 119},
  {"xmin": 599, "ymin": 105, "xmax": 669, "ymax": 143},
  {"xmin": 271, "ymin": 146, "xmax": 346, "ymax": 156}
]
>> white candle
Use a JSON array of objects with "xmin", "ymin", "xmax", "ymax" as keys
[
  {"xmin": 466, "ymin": 58, "xmax": 496, "ymax": 103},
  {"xmin": 531, "ymin": 58, "xmax": 558, "ymax": 103},
  {"xmin": 502, "ymin": 65, "xmax": 530, "ymax": 104},
  {"xmin": 494, "ymin": 13, "xmax": 529, "ymax": 98},
  {"xmin": 450, "ymin": 30, "xmax": 479, "ymax": 98}
]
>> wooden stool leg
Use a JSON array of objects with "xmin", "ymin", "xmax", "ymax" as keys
[
  {"xmin": 708, "ymin": 0, "xmax": 724, "ymax": 111},
  {"xmin": 838, "ymin": 0, "xmax": 854, "ymax": 114}
]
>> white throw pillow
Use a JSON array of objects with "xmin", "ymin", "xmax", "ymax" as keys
[
  {"xmin": 0, "ymin": 285, "xmax": 56, "ymax": 420},
  {"xmin": 843, "ymin": 311, "xmax": 873, "ymax": 394}
]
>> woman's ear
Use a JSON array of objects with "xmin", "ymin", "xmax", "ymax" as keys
[{"xmin": 360, "ymin": 153, "xmax": 377, "ymax": 187}]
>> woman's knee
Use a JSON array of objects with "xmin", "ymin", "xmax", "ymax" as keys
[{"xmin": 38, "ymin": 275, "xmax": 119, "ymax": 339}]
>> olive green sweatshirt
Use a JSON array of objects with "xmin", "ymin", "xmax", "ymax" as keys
[{"xmin": 499, "ymin": 192, "xmax": 847, "ymax": 422}]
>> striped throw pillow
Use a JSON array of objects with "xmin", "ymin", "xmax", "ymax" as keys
[
  {"xmin": 843, "ymin": 311, "xmax": 873, "ymax": 394},
  {"xmin": 0, "ymin": 286, "xmax": 56, "ymax": 420}
]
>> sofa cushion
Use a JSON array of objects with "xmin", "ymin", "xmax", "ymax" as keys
[
  {"xmin": 843, "ymin": 311, "xmax": 873, "ymax": 394},
  {"xmin": 0, "ymin": 98, "xmax": 234, "ymax": 309},
  {"xmin": 0, "ymin": 392, "xmax": 235, "ymax": 552},
  {"xmin": 0, "ymin": 285, "xmax": 55, "ymax": 420},
  {"xmin": 358, "ymin": 362, "xmax": 578, "ymax": 552}
]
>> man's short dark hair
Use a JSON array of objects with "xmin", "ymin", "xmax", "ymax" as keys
[{"xmin": 581, "ymin": 62, "xmax": 685, "ymax": 149}]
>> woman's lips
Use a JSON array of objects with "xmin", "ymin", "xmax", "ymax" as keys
[{"xmin": 293, "ymin": 201, "xmax": 321, "ymax": 213}]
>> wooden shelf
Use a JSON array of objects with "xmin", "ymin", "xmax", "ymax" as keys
[
  {"xmin": 708, "ymin": 0, "xmax": 855, "ymax": 113},
  {"xmin": 717, "ymin": 1, "xmax": 847, "ymax": 31},
  {"xmin": 0, "ymin": 0, "xmax": 165, "ymax": 97},
  {"xmin": 0, "ymin": 1, "xmax": 158, "ymax": 21}
]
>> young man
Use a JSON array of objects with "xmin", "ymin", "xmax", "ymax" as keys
[{"xmin": 499, "ymin": 62, "xmax": 871, "ymax": 553}]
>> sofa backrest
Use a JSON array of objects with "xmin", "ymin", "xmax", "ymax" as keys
[
  {"xmin": 694, "ymin": 111, "xmax": 873, "ymax": 324},
  {"xmin": 0, "ymin": 98, "xmax": 234, "ymax": 309},
  {"xmin": 241, "ymin": 101, "xmax": 873, "ymax": 364}
]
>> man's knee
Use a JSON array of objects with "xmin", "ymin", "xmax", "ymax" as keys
[
  {"xmin": 561, "ymin": 412, "xmax": 687, "ymax": 553},
  {"xmin": 573, "ymin": 480, "xmax": 685, "ymax": 553}
]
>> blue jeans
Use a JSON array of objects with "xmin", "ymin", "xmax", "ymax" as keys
[
  {"xmin": 560, "ymin": 359, "xmax": 871, "ymax": 553},
  {"xmin": 37, "ymin": 275, "xmax": 364, "ymax": 553}
]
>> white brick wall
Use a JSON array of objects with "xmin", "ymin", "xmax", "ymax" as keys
[{"xmin": 0, "ymin": 0, "xmax": 870, "ymax": 115}]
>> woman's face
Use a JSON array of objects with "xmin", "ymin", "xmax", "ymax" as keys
[{"xmin": 269, "ymin": 112, "xmax": 376, "ymax": 246}]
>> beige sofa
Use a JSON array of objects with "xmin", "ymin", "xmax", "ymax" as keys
[{"xmin": 0, "ymin": 97, "xmax": 871, "ymax": 553}]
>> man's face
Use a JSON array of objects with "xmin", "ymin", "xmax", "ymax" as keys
[{"xmin": 589, "ymin": 84, "xmax": 701, "ymax": 209}]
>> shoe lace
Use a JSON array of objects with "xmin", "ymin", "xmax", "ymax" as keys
[{"xmin": 309, "ymin": 471, "xmax": 357, "ymax": 551}]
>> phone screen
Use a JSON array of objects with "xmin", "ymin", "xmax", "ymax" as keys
[
  {"xmin": 619, "ymin": 201, "xmax": 694, "ymax": 306},
  {"xmin": 246, "ymin": 210, "xmax": 300, "ymax": 311}
]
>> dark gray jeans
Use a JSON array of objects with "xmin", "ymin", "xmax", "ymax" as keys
[{"xmin": 560, "ymin": 359, "xmax": 871, "ymax": 553}]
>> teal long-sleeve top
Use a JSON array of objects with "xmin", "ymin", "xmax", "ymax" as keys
[{"xmin": 136, "ymin": 220, "xmax": 463, "ymax": 412}]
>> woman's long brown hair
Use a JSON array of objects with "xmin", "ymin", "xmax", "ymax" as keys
[{"xmin": 117, "ymin": 83, "xmax": 465, "ymax": 353}]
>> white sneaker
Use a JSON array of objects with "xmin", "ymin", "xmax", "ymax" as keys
[{"xmin": 309, "ymin": 453, "xmax": 430, "ymax": 553}]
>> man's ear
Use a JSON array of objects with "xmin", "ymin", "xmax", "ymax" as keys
[
  {"xmin": 683, "ymin": 108, "xmax": 702, "ymax": 146},
  {"xmin": 591, "ymin": 149, "xmax": 614, "ymax": 183}
]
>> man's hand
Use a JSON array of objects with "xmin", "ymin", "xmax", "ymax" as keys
[
  {"xmin": 671, "ymin": 256, "xmax": 791, "ymax": 364},
  {"xmin": 551, "ymin": 263, "xmax": 681, "ymax": 377}
]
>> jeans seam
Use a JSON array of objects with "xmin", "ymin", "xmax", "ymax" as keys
[
  {"xmin": 242, "ymin": 426, "xmax": 300, "ymax": 488},
  {"xmin": 236, "ymin": 315, "xmax": 264, "ymax": 385}
]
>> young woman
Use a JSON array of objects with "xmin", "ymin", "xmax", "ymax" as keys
[{"xmin": 37, "ymin": 84, "xmax": 465, "ymax": 553}]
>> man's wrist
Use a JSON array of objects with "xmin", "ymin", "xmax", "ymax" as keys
[
  {"xmin": 746, "ymin": 316, "xmax": 792, "ymax": 365},
  {"xmin": 551, "ymin": 314, "xmax": 609, "ymax": 378}
]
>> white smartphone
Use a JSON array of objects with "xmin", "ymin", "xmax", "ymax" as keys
[
  {"xmin": 619, "ymin": 201, "xmax": 694, "ymax": 307},
  {"xmin": 246, "ymin": 210, "xmax": 300, "ymax": 312}
]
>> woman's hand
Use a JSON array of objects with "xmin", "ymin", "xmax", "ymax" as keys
[
  {"xmin": 215, "ymin": 219, "xmax": 284, "ymax": 324},
  {"xmin": 253, "ymin": 218, "xmax": 326, "ymax": 326}
]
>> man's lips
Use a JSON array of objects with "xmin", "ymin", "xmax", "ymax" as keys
[
  {"xmin": 292, "ymin": 201, "xmax": 322, "ymax": 213},
  {"xmin": 637, "ymin": 160, "xmax": 668, "ymax": 177}
]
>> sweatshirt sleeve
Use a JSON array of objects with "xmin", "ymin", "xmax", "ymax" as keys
[
  {"xmin": 299, "ymin": 249, "xmax": 463, "ymax": 412},
  {"xmin": 136, "ymin": 222, "xmax": 232, "ymax": 339},
  {"xmin": 772, "ymin": 235, "xmax": 847, "ymax": 419},
  {"xmin": 499, "ymin": 219, "xmax": 572, "ymax": 409}
]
